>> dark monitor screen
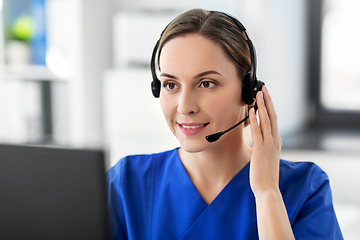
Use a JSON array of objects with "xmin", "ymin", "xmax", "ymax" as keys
[{"xmin": 0, "ymin": 144, "xmax": 111, "ymax": 240}]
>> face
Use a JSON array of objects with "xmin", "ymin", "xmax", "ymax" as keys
[{"xmin": 159, "ymin": 34, "xmax": 246, "ymax": 153}]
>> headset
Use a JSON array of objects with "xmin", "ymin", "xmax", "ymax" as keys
[{"xmin": 150, "ymin": 11, "xmax": 265, "ymax": 142}]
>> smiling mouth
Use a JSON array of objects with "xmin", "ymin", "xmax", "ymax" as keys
[{"xmin": 180, "ymin": 123, "xmax": 209, "ymax": 129}]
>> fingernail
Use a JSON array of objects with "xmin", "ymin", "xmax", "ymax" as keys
[
  {"xmin": 264, "ymin": 85, "xmax": 269, "ymax": 93},
  {"xmin": 260, "ymin": 91, "xmax": 263, "ymax": 99}
]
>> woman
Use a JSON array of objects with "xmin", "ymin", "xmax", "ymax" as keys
[{"xmin": 107, "ymin": 9, "xmax": 343, "ymax": 239}]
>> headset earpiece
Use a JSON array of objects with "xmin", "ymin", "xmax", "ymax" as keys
[
  {"xmin": 242, "ymin": 73, "xmax": 265, "ymax": 105},
  {"xmin": 151, "ymin": 79, "xmax": 161, "ymax": 98},
  {"xmin": 253, "ymin": 80, "xmax": 265, "ymax": 99},
  {"xmin": 241, "ymin": 73, "xmax": 254, "ymax": 105},
  {"xmin": 151, "ymin": 40, "xmax": 161, "ymax": 98}
]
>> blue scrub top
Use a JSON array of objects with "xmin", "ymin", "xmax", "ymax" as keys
[{"xmin": 106, "ymin": 148, "xmax": 343, "ymax": 240}]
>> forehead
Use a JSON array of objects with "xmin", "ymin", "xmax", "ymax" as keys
[{"xmin": 159, "ymin": 34, "xmax": 236, "ymax": 76}]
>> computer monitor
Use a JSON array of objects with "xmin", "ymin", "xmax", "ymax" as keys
[{"xmin": 0, "ymin": 144, "xmax": 111, "ymax": 240}]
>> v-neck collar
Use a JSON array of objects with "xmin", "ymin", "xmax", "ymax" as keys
[
  {"xmin": 173, "ymin": 148, "xmax": 251, "ymax": 206},
  {"xmin": 151, "ymin": 148, "xmax": 255, "ymax": 240}
]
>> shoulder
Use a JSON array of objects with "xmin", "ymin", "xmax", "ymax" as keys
[
  {"xmin": 279, "ymin": 160, "xmax": 327, "ymax": 181},
  {"xmin": 106, "ymin": 149, "xmax": 179, "ymax": 239},
  {"xmin": 279, "ymin": 162, "xmax": 343, "ymax": 238},
  {"xmin": 279, "ymin": 160, "xmax": 337, "ymax": 223},
  {"xmin": 278, "ymin": 160, "xmax": 331, "ymax": 216},
  {"xmin": 279, "ymin": 159, "xmax": 329, "ymax": 192},
  {"xmin": 106, "ymin": 148, "xmax": 179, "ymax": 184}
]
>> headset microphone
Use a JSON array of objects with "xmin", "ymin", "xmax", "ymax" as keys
[{"xmin": 205, "ymin": 100, "xmax": 260, "ymax": 143}]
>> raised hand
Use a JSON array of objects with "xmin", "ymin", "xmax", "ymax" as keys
[
  {"xmin": 249, "ymin": 86, "xmax": 282, "ymax": 195},
  {"xmin": 248, "ymin": 86, "xmax": 294, "ymax": 240}
]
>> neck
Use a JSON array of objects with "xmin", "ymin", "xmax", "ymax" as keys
[
  {"xmin": 178, "ymin": 127, "xmax": 251, "ymax": 205},
  {"xmin": 179, "ymin": 127, "xmax": 251, "ymax": 186}
]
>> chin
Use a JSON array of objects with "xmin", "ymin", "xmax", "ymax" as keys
[
  {"xmin": 177, "ymin": 138, "xmax": 209, "ymax": 153},
  {"xmin": 178, "ymin": 135, "xmax": 226, "ymax": 154}
]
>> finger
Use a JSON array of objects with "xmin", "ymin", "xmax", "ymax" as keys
[
  {"xmin": 256, "ymin": 91, "xmax": 272, "ymax": 139},
  {"xmin": 249, "ymin": 107, "xmax": 263, "ymax": 143},
  {"xmin": 262, "ymin": 86, "xmax": 279, "ymax": 137}
]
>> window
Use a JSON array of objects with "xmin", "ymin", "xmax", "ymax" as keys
[
  {"xmin": 321, "ymin": 0, "xmax": 360, "ymax": 111},
  {"xmin": 308, "ymin": 0, "xmax": 360, "ymax": 128}
]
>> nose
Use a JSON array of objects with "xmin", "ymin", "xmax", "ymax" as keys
[{"xmin": 177, "ymin": 88, "xmax": 200, "ymax": 115}]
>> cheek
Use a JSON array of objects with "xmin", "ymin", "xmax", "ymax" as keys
[
  {"xmin": 160, "ymin": 96, "xmax": 173, "ymax": 123},
  {"xmin": 209, "ymin": 89, "xmax": 244, "ymax": 121},
  {"xmin": 160, "ymin": 96, "xmax": 179, "ymax": 137}
]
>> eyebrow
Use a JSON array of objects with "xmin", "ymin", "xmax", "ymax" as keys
[{"xmin": 159, "ymin": 70, "xmax": 222, "ymax": 80}]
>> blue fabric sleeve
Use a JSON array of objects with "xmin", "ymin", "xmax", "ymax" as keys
[
  {"xmin": 292, "ymin": 164, "xmax": 343, "ymax": 240},
  {"xmin": 106, "ymin": 154, "xmax": 157, "ymax": 240},
  {"xmin": 106, "ymin": 160, "xmax": 127, "ymax": 240}
]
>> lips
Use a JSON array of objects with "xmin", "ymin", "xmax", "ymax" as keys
[{"xmin": 178, "ymin": 122, "xmax": 209, "ymax": 135}]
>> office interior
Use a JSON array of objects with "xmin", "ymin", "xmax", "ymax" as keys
[{"xmin": 0, "ymin": 0, "xmax": 359, "ymax": 238}]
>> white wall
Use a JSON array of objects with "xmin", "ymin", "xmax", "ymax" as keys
[{"xmin": 46, "ymin": 0, "xmax": 113, "ymax": 147}]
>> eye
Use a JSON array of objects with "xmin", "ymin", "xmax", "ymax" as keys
[
  {"xmin": 163, "ymin": 81, "xmax": 179, "ymax": 91},
  {"xmin": 200, "ymin": 81, "xmax": 216, "ymax": 89}
]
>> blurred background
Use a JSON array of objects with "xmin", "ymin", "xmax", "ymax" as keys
[{"xmin": 0, "ymin": 0, "xmax": 359, "ymax": 238}]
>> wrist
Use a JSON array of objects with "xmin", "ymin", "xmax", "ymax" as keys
[{"xmin": 253, "ymin": 187, "xmax": 282, "ymax": 201}]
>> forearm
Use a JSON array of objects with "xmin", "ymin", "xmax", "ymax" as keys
[{"xmin": 255, "ymin": 189, "xmax": 295, "ymax": 240}]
